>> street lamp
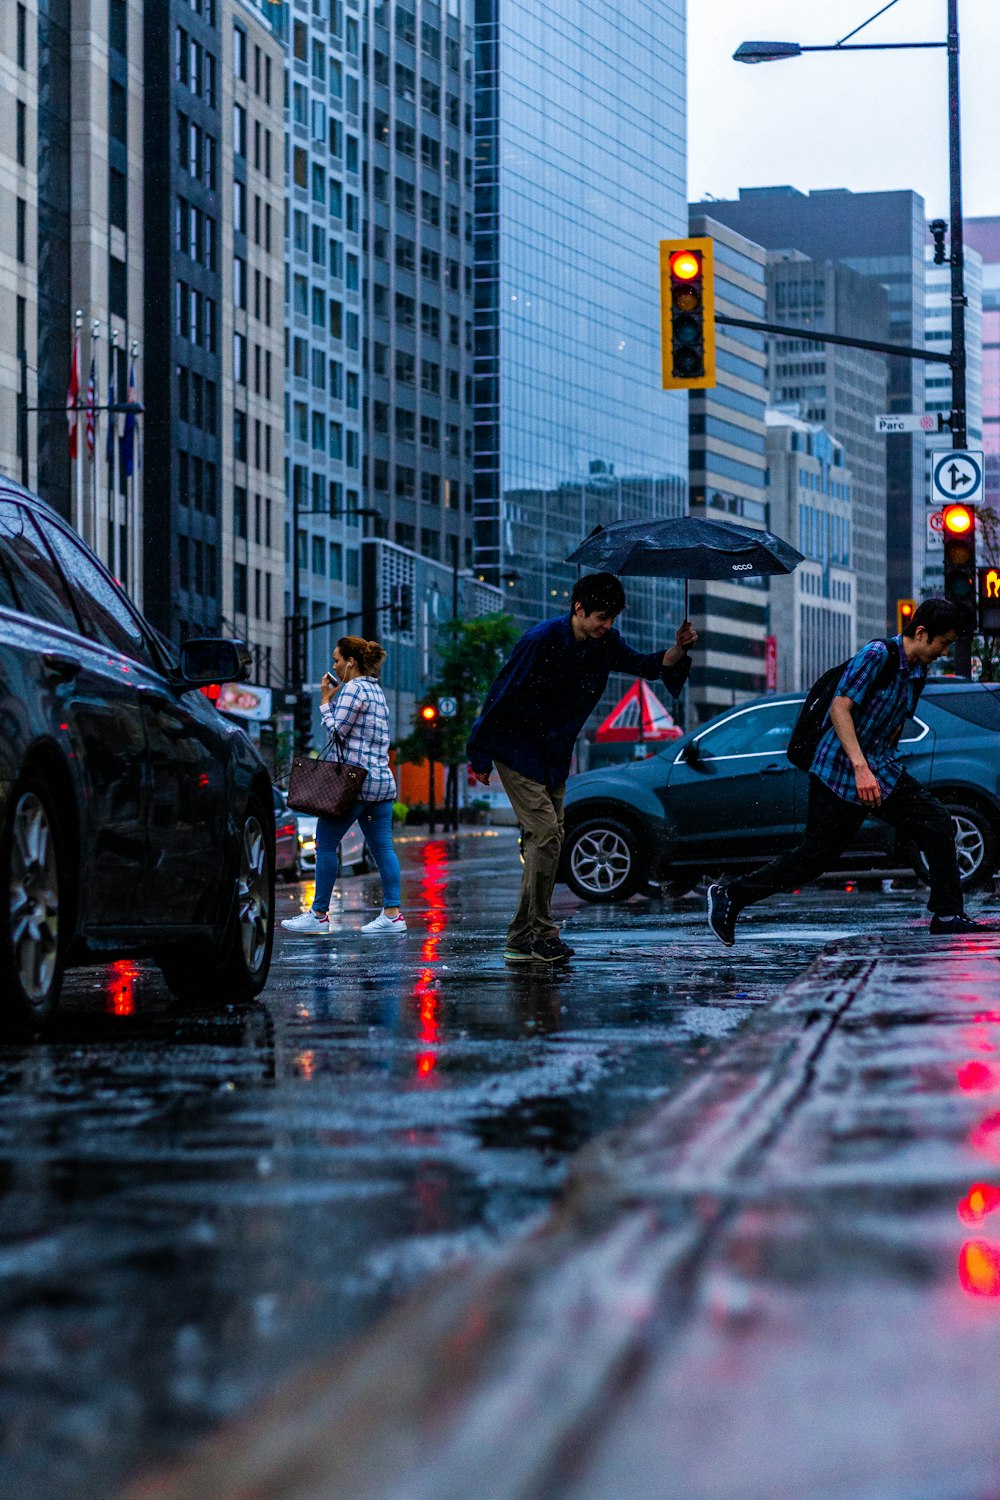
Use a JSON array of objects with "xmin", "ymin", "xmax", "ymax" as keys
[
  {"xmin": 733, "ymin": 2, "xmax": 966, "ymax": 448},
  {"xmin": 735, "ymin": 1, "xmax": 970, "ymax": 670}
]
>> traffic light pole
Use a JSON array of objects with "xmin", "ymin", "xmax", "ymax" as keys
[{"xmin": 947, "ymin": 0, "xmax": 972, "ymax": 676}]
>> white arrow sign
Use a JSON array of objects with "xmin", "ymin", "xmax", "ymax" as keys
[
  {"xmin": 874, "ymin": 413, "xmax": 937, "ymax": 434},
  {"xmin": 437, "ymin": 697, "xmax": 458, "ymax": 718},
  {"xmin": 932, "ymin": 449, "xmax": 983, "ymax": 504}
]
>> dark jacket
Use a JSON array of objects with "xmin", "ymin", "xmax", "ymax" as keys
[{"xmin": 467, "ymin": 615, "xmax": 690, "ymax": 788}]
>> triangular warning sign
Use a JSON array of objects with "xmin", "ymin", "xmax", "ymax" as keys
[{"xmin": 594, "ymin": 681, "xmax": 680, "ymax": 743}]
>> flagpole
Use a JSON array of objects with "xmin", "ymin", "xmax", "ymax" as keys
[
  {"xmin": 90, "ymin": 320, "xmax": 100, "ymax": 550},
  {"xmin": 109, "ymin": 326, "xmax": 119, "ymax": 577},
  {"xmin": 129, "ymin": 339, "xmax": 141, "ymax": 607}
]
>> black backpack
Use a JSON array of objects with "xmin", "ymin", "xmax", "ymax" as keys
[{"xmin": 786, "ymin": 638, "xmax": 921, "ymax": 772}]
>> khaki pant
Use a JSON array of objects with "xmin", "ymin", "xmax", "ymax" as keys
[{"xmin": 495, "ymin": 762, "xmax": 565, "ymax": 948}]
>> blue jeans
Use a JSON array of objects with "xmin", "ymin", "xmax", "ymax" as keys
[{"xmin": 313, "ymin": 798, "xmax": 401, "ymax": 914}]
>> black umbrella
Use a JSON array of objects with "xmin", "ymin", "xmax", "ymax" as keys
[{"xmin": 566, "ymin": 515, "xmax": 804, "ymax": 581}]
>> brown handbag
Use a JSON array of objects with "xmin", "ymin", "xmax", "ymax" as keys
[{"xmin": 287, "ymin": 732, "xmax": 368, "ymax": 819}]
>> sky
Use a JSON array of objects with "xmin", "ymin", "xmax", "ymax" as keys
[{"xmin": 688, "ymin": 0, "xmax": 1000, "ymax": 222}]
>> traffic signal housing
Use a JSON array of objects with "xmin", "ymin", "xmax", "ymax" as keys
[
  {"xmin": 896, "ymin": 599, "xmax": 916, "ymax": 634},
  {"xmin": 942, "ymin": 504, "xmax": 976, "ymax": 622},
  {"xmin": 980, "ymin": 565, "xmax": 1000, "ymax": 633},
  {"xmin": 660, "ymin": 237, "xmax": 716, "ymax": 391}
]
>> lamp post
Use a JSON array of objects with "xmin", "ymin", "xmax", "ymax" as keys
[{"xmin": 735, "ymin": 0, "xmax": 970, "ymax": 667}]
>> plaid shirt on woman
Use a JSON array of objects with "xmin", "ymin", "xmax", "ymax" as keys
[
  {"xmin": 319, "ymin": 676, "xmax": 397, "ymax": 804},
  {"xmin": 810, "ymin": 635, "xmax": 927, "ymax": 805}
]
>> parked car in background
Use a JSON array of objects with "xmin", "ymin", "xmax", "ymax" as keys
[
  {"xmin": 0, "ymin": 482, "xmax": 276, "ymax": 1028},
  {"xmin": 272, "ymin": 786, "xmax": 300, "ymax": 882},
  {"xmin": 293, "ymin": 812, "xmax": 369, "ymax": 880},
  {"xmin": 561, "ymin": 682, "xmax": 1000, "ymax": 902}
]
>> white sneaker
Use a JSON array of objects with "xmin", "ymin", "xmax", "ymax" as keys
[
  {"xmin": 281, "ymin": 910, "xmax": 331, "ymax": 935},
  {"xmin": 361, "ymin": 911, "xmax": 407, "ymax": 936}
]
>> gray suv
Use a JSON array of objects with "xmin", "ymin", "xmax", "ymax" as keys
[{"xmin": 561, "ymin": 682, "xmax": 1000, "ymax": 901}]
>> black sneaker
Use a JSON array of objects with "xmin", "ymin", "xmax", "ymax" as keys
[
  {"xmin": 503, "ymin": 944, "xmax": 534, "ymax": 964},
  {"xmin": 929, "ymin": 913, "xmax": 995, "ymax": 935},
  {"xmin": 707, "ymin": 881, "xmax": 739, "ymax": 947},
  {"xmin": 530, "ymin": 936, "xmax": 573, "ymax": 965}
]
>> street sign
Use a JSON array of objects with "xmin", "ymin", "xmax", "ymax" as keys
[
  {"xmin": 437, "ymin": 696, "xmax": 458, "ymax": 718},
  {"xmin": 926, "ymin": 510, "xmax": 944, "ymax": 549},
  {"xmin": 874, "ymin": 413, "xmax": 937, "ymax": 434},
  {"xmin": 932, "ymin": 449, "xmax": 984, "ymax": 504}
]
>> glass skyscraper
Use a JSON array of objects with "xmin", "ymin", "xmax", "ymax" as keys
[{"xmin": 474, "ymin": 0, "xmax": 689, "ymax": 649}]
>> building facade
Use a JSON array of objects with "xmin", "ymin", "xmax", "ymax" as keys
[
  {"xmin": 279, "ymin": 0, "xmax": 365, "ymax": 716},
  {"xmin": 687, "ymin": 213, "xmax": 769, "ymax": 722},
  {"xmin": 966, "ymin": 217, "xmax": 1000, "ymax": 522},
  {"xmin": 361, "ymin": 0, "xmax": 476, "ymax": 729},
  {"xmin": 474, "ymin": 0, "xmax": 689, "ymax": 653},
  {"xmin": 2, "ymin": 0, "xmax": 39, "ymax": 495},
  {"xmin": 765, "ymin": 250, "xmax": 888, "ymax": 646},
  {"xmin": 766, "ymin": 410, "xmax": 855, "ymax": 692},
  {"xmin": 143, "ymin": 0, "xmax": 285, "ymax": 681},
  {"xmin": 695, "ymin": 186, "xmax": 927, "ymax": 625},
  {"xmin": 920, "ymin": 239, "xmax": 982, "ymax": 598}
]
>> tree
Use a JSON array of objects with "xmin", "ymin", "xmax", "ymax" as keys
[{"xmin": 396, "ymin": 611, "xmax": 520, "ymax": 767}]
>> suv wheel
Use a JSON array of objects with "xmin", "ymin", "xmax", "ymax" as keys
[
  {"xmin": 1, "ymin": 782, "xmax": 65, "ymax": 1029},
  {"xmin": 564, "ymin": 817, "xmax": 644, "ymax": 903},
  {"xmin": 912, "ymin": 801, "xmax": 996, "ymax": 890},
  {"xmin": 160, "ymin": 796, "xmax": 275, "ymax": 1005}
]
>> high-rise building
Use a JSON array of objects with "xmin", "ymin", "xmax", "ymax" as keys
[
  {"xmin": 764, "ymin": 251, "xmax": 888, "ymax": 645},
  {"xmin": 3, "ymin": 2, "xmax": 41, "ymax": 495},
  {"xmin": 966, "ymin": 217, "xmax": 1000, "ymax": 520},
  {"xmin": 766, "ymin": 410, "xmax": 855, "ymax": 691},
  {"xmin": 920, "ymin": 239, "xmax": 982, "ymax": 598},
  {"xmin": 362, "ymin": 0, "xmax": 476, "ymax": 721},
  {"xmin": 694, "ymin": 186, "xmax": 927, "ymax": 624},
  {"xmin": 143, "ymin": 0, "xmax": 285, "ymax": 683},
  {"xmin": 687, "ymin": 213, "xmax": 769, "ymax": 722},
  {"xmin": 279, "ymin": 0, "xmax": 365, "ymax": 720},
  {"xmin": 473, "ymin": 0, "xmax": 689, "ymax": 653}
]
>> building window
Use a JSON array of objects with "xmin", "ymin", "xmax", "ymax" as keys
[
  {"xmin": 233, "ymin": 23, "xmax": 247, "ymax": 80},
  {"xmin": 234, "ymin": 561, "xmax": 248, "ymax": 614},
  {"xmin": 233, "ymin": 410, "xmax": 247, "ymax": 462},
  {"xmin": 109, "ymin": 80, "xmax": 127, "ymax": 144}
]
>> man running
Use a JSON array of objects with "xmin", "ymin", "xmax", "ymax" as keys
[
  {"xmin": 707, "ymin": 597, "xmax": 990, "ymax": 944},
  {"xmin": 468, "ymin": 572, "xmax": 696, "ymax": 964}
]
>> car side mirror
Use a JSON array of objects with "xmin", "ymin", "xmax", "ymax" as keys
[
  {"xmin": 680, "ymin": 740, "xmax": 702, "ymax": 766},
  {"xmin": 177, "ymin": 638, "xmax": 253, "ymax": 687}
]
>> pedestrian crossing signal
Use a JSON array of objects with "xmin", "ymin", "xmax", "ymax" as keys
[
  {"xmin": 660, "ymin": 237, "xmax": 716, "ymax": 391},
  {"xmin": 980, "ymin": 566, "xmax": 1000, "ymax": 633}
]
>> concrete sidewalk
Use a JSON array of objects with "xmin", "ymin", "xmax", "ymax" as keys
[{"xmin": 125, "ymin": 927, "xmax": 1000, "ymax": 1500}]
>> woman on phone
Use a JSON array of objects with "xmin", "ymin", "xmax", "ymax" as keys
[{"xmin": 281, "ymin": 636, "xmax": 405, "ymax": 936}]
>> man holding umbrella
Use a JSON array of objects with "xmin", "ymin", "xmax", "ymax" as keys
[{"xmin": 468, "ymin": 571, "xmax": 696, "ymax": 965}]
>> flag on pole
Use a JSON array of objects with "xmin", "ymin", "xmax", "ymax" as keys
[
  {"xmin": 106, "ymin": 359, "xmax": 117, "ymax": 467},
  {"xmin": 120, "ymin": 359, "xmax": 137, "ymax": 478},
  {"xmin": 66, "ymin": 332, "xmax": 81, "ymax": 460},
  {"xmin": 85, "ymin": 357, "xmax": 97, "ymax": 462}
]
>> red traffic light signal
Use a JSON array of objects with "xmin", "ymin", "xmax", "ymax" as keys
[
  {"xmin": 943, "ymin": 503, "xmax": 974, "ymax": 536},
  {"xmin": 660, "ymin": 237, "xmax": 716, "ymax": 391},
  {"xmin": 420, "ymin": 704, "xmax": 438, "ymax": 723}
]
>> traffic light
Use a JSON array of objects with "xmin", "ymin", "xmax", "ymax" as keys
[
  {"xmin": 660, "ymin": 237, "xmax": 716, "ymax": 391},
  {"xmin": 942, "ymin": 503, "xmax": 976, "ymax": 620},
  {"xmin": 416, "ymin": 702, "xmax": 443, "ymax": 758},
  {"xmin": 896, "ymin": 599, "xmax": 916, "ymax": 634},
  {"xmin": 419, "ymin": 703, "xmax": 439, "ymax": 726},
  {"xmin": 294, "ymin": 689, "xmax": 314, "ymax": 755},
  {"xmin": 980, "ymin": 566, "xmax": 1000, "ymax": 633}
]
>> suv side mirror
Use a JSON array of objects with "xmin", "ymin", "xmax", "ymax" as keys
[
  {"xmin": 178, "ymin": 638, "xmax": 253, "ymax": 687},
  {"xmin": 680, "ymin": 739, "xmax": 702, "ymax": 766}
]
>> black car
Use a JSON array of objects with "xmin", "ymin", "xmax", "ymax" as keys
[
  {"xmin": 561, "ymin": 683, "xmax": 1000, "ymax": 901},
  {"xmin": 0, "ymin": 483, "xmax": 275, "ymax": 1027}
]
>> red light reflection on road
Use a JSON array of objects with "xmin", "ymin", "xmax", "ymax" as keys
[
  {"xmin": 106, "ymin": 960, "xmax": 138, "ymax": 1017},
  {"xmin": 411, "ymin": 841, "xmax": 449, "ymax": 1083},
  {"xmin": 957, "ymin": 1061, "xmax": 1000, "ymax": 1094},
  {"xmin": 958, "ymin": 1184, "xmax": 1000, "ymax": 1225},
  {"xmin": 969, "ymin": 1111, "xmax": 1000, "ymax": 1157},
  {"xmin": 959, "ymin": 1239, "xmax": 1000, "ymax": 1298}
]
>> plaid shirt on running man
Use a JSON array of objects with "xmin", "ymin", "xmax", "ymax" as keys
[
  {"xmin": 810, "ymin": 635, "xmax": 927, "ymax": 805},
  {"xmin": 319, "ymin": 676, "xmax": 397, "ymax": 804}
]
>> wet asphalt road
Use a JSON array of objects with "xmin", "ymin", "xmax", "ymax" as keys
[{"xmin": 0, "ymin": 829, "xmax": 926, "ymax": 1499}]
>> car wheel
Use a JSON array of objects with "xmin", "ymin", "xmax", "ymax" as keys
[
  {"xmin": 911, "ymin": 801, "xmax": 996, "ymax": 890},
  {"xmin": 1, "ymin": 781, "xmax": 65, "ymax": 1029},
  {"xmin": 564, "ymin": 818, "xmax": 645, "ymax": 903},
  {"xmin": 160, "ymin": 796, "xmax": 275, "ymax": 1005}
]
